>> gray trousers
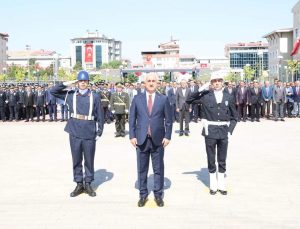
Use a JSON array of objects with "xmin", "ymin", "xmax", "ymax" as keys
[{"xmin": 274, "ymin": 102, "xmax": 285, "ymax": 119}]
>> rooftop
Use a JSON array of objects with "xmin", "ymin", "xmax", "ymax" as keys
[
  {"xmin": 263, "ymin": 28, "xmax": 293, "ymax": 38},
  {"xmin": 8, "ymin": 50, "xmax": 57, "ymax": 58}
]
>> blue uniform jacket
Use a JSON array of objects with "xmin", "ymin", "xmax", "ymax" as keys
[
  {"xmin": 50, "ymin": 84, "xmax": 104, "ymax": 140},
  {"xmin": 129, "ymin": 92, "xmax": 173, "ymax": 146}
]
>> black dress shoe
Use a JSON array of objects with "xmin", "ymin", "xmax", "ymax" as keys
[
  {"xmin": 70, "ymin": 183, "xmax": 84, "ymax": 197},
  {"xmin": 115, "ymin": 134, "xmax": 121, "ymax": 137},
  {"xmin": 138, "ymin": 197, "xmax": 148, "ymax": 207},
  {"xmin": 25, "ymin": 120, "xmax": 29, "ymax": 122},
  {"xmin": 280, "ymin": 118, "xmax": 285, "ymax": 122},
  {"xmin": 85, "ymin": 183, "xmax": 96, "ymax": 197},
  {"xmin": 185, "ymin": 132, "xmax": 189, "ymax": 136},
  {"xmin": 179, "ymin": 133, "xmax": 183, "ymax": 136},
  {"xmin": 154, "ymin": 197, "xmax": 164, "ymax": 207},
  {"xmin": 210, "ymin": 189, "xmax": 217, "ymax": 195},
  {"xmin": 256, "ymin": 119, "xmax": 260, "ymax": 122},
  {"xmin": 218, "ymin": 190, "xmax": 228, "ymax": 195},
  {"xmin": 121, "ymin": 133, "xmax": 126, "ymax": 137}
]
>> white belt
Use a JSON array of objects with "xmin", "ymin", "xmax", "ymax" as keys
[
  {"xmin": 70, "ymin": 113, "xmax": 94, "ymax": 121},
  {"xmin": 202, "ymin": 119, "xmax": 230, "ymax": 136}
]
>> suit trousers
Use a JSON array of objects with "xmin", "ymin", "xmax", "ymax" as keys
[
  {"xmin": 103, "ymin": 107, "xmax": 110, "ymax": 122},
  {"xmin": 191, "ymin": 104, "xmax": 199, "ymax": 120},
  {"xmin": 274, "ymin": 102, "xmax": 284, "ymax": 119},
  {"xmin": 115, "ymin": 114, "xmax": 125, "ymax": 135},
  {"xmin": 237, "ymin": 103, "xmax": 247, "ymax": 121},
  {"xmin": 17, "ymin": 103, "xmax": 25, "ymax": 119},
  {"xmin": 292, "ymin": 102, "xmax": 300, "ymax": 116},
  {"xmin": 25, "ymin": 106, "xmax": 33, "ymax": 121},
  {"xmin": 48, "ymin": 104, "xmax": 57, "ymax": 120},
  {"xmin": 137, "ymin": 137, "xmax": 164, "ymax": 198},
  {"xmin": 0, "ymin": 106, "xmax": 5, "ymax": 121},
  {"xmin": 179, "ymin": 108, "xmax": 190, "ymax": 133},
  {"xmin": 205, "ymin": 137, "xmax": 228, "ymax": 173},
  {"xmin": 250, "ymin": 102, "xmax": 260, "ymax": 120},
  {"xmin": 9, "ymin": 105, "xmax": 18, "ymax": 120},
  {"xmin": 60, "ymin": 104, "xmax": 68, "ymax": 120},
  {"xmin": 262, "ymin": 100, "xmax": 271, "ymax": 117},
  {"xmin": 69, "ymin": 134, "xmax": 96, "ymax": 183},
  {"xmin": 36, "ymin": 106, "xmax": 45, "ymax": 120}
]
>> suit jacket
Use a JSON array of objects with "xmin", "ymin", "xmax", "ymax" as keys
[
  {"xmin": 7, "ymin": 92, "xmax": 19, "ymax": 106},
  {"xmin": 292, "ymin": 86, "xmax": 300, "ymax": 103},
  {"xmin": 273, "ymin": 86, "xmax": 287, "ymax": 103},
  {"xmin": 248, "ymin": 87, "xmax": 263, "ymax": 104},
  {"xmin": 189, "ymin": 85, "xmax": 199, "ymax": 94},
  {"xmin": 46, "ymin": 88, "xmax": 57, "ymax": 105},
  {"xmin": 129, "ymin": 92, "xmax": 173, "ymax": 146},
  {"xmin": 137, "ymin": 88, "xmax": 146, "ymax": 95},
  {"xmin": 0, "ymin": 91, "xmax": 6, "ymax": 107},
  {"xmin": 17, "ymin": 90, "xmax": 25, "ymax": 104},
  {"xmin": 236, "ymin": 87, "xmax": 248, "ymax": 104},
  {"xmin": 24, "ymin": 91, "xmax": 35, "ymax": 106},
  {"xmin": 224, "ymin": 87, "xmax": 236, "ymax": 99},
  {"xmin": 167, "ymin": 87, "xmax": 177, "ymax": 105},
  {"xmin": 261, "ymin": 86, "xmax": 273, "ymax": 100},
  {"xmin": 34, "ymin": 91, "xmax": 46, "ymax": 106},
  {"xmin": 176, "ymin": 87, "xmax": 192, "ymax": 110}
]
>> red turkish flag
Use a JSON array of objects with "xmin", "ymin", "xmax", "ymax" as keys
[
  {"xmin": 85, "ymin": 44, "xmax": 93, "ymax": 62},
  {"xmin": 291, "ymin": 37, "xmax": 300, "ymax": 56}
]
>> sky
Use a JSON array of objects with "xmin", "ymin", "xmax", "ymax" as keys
[{"xmin": 0, "ymin": 0, "xmax": 297, "ymax": 63}]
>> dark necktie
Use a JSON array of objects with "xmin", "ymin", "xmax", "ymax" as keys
[{"xmin": 147, "ymin": 94, "xmax": 153, "ymax": 135}]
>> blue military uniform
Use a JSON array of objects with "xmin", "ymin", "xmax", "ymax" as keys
[{"xmin": 50, "ymin": 74, "xmax": 104, "ymax": 196}]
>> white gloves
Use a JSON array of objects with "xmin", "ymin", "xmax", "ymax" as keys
[
  {"xmin": 95, "ymin": 136, "xmax": 100, "ymax": 141},
  {"xmin": 63, "ymin": 80, "xmax": 78, "ymax": 87},
  {"xmin": 198, "ymin": 82, "xmax": 210, "ymax": 92},
  {"xmin": 112, "ymin": 110, "xmax": 115, "ymax": 114},
  {"xmin": 125, "ymin": 109, "xmax": 129, "ymax": 114}
]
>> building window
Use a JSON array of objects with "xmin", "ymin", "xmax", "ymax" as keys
[
  {"xmin": 76, "ymin": 46, "xmax": 82, "ymax": 64},
  {"xmin": 95, "ymin": 45, "xmax": 102, "ymax": 69}
]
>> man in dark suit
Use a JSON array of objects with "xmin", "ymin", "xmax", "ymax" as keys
[
  {"xmin": 129, "ymin": 73, "xmax": 173, "ymax": 207},
  {"xmin": 236, "ymin": 81, "xmax": 248, "ymax": 122},
  {"xmin": 24, "ymin": 86, "xmax": 35, "ymax": 122},
  {"xmin": 45, "ymin": 82, "xmax": 58, "ymax": 121},
  {"xmin": 176, "ymin": 80, "xmax": 192, "ymax": 136},
  {"xmin": 7, "ymin": 87, "xmax": 19, "ymax": 121},
  {"xmin": 261, "ymin": 81, "xmax": 273, "ymax": 119},
  {"xmin": 34, "ymin": 85, "xmax": 46, "ymax": 122},
  {"xmin": 248, "ymin": 81, "xmax": 263, "ymax": 122},
  {"xmin": 136, "ymin": 81, "xmax": 146, "ymax": 95},
  {"xmin": 167, "ymin": 82, "xmax": 179, "ymax": 122},
  {"xmin": 0, "ymin": 86, "xmax": 7, "ymax": 121},
  {"xmin": 224, "ymin": 82, "xmax": 236, "ymax": 99},
  {"xmin": 292, "ymin": 80, "xmax": 300, "ymax": 117},
  {"xmin": 189, "ymin": 80, "xmax": 200, "ymax": 122},
  {"xmin": 17, "ymin": 85, "xmax": 25, "ymax": 120}
]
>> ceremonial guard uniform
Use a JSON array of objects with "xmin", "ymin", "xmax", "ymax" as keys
[
  {"xmin": 100, "ymin": 85, "xmax": 111, "ymax": 124},
  {"xmin": 7, "ymin": 87, "xmax": 19, "ymax": 121},
  {"xmin": 187, "ymin": 74, "xmax": 238, "ymax": 195},
  {"xmin": 110, "ymin": 83, "xmax": 129, "ymax": 137},
  {"xmin": 50, "ymin": 71, "xmax": 104, "ymax": 197}
]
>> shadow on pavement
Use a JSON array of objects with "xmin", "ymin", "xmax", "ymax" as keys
[
  {"xmin": 92, "ymin": 169, "xmax": 114, "ymax": 191},
  {"xmin": 134, "ymin": 174, "xmax": 172, "ymax": 191},
  {"xmin": 182, "ymin": 168, "xmax": 209, "ymax": 188}
]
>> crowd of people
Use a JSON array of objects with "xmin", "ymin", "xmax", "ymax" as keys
[{"xmin": 0, "ymin": 78, "xmax": 300, "ymax": 129}]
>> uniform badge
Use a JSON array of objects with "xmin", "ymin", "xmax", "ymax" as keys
[{"xmin": 225, "ymin": 101, "xmax": 228, "ymax": 106}]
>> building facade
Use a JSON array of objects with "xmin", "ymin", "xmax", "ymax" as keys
[
  {"xmin": 263, "ymin": 29, "xmax": 293, "ymax": 81},
  {"xmin": 70, "ymin": 30, "xmax": 121, "ymax": 70},
  {"xmin": 0, "ymin": 33, "xmax": 9, "ymax": 74},
  {"xmin": 225, "ymin": 41, "xmax": 268, "ymax": 79},
  {"xmin": 7, "ymin": 50, "xmax": 71, "ymax": 71}
]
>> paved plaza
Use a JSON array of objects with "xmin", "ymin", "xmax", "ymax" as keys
[{"xmin": 0, "ymin": 119, "xmax": 300, "ymax": 229}]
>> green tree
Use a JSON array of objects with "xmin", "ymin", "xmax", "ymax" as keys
[
  {"xmin": 243, "ymin": 65, "xmax": 255, "ymax": 82},
  {"xmin": 73, "ymin": 62, "xmax": 83, "ymax": 71},
  {"xmin": 287, "ymin": 60, "xmax": 300, "ymax": 82},
  {"xmin": 101, "ymin": 60, "xmax": 122, "ymax": 69},
  {"xmin": 125, "ymin": 73, "xmax": 138, "ymax": 83},
  {"xmin": 224, "ymin": 72, "xmax": 237, "ymax": 82}
]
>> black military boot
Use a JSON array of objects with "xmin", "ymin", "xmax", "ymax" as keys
[
  {"xmin": 70, "ymin": 183, "xmax": 84, "ymax": 197},
  {"xmin": 85, "ymin": 183, "xmax": 96, "ymax": 197}
]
